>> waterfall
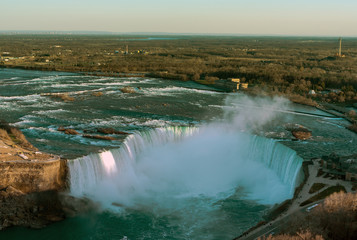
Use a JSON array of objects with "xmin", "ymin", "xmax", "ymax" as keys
[
  {"xmin": 68, "ymin": 126, "xmax": 199, "ymax": 198},
  {"xmin": 68, "ymin": 126, "xmax": 302, "ymax": 206},
  {"xmin": 246, "ymin": 135, "xmax": 302, "ymax": 195}
]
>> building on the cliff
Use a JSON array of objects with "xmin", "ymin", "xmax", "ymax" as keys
[
  {"xmin": 240, "ymin": 83, "xmax": 249, "ymax": 89},
  {"xmin": 320, "ymin": 153, "xmax": 357, "ymax": 181},
  {"xmin": 228, "ymin": 78, "xmax": 240, "ymax": 83}
]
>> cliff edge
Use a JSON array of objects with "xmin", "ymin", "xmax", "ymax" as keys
[{"xmin": 0, "ymin": 120, "xmax": 67, "ymax": 229}]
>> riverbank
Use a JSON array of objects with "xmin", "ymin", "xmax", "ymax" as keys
[{"xmin": 3, "ymin": 65, "xmax": 355, "ymax": 116}]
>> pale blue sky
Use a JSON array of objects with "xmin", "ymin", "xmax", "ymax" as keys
[{"xmin": 1, "ymin": 0, "xmax": 357, "ymax": 36}]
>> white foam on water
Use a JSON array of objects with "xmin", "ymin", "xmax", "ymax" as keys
[
  {"xmin": 0, "ymin": 94, "xmax": 40, "ymax": 101},
  {"xmin": 142, "ymin": 86, "xmax": 218, "ymax": 96},
  {"xmin": 34, "ymin": 109, "xmax": 69, "ymax": 115}
]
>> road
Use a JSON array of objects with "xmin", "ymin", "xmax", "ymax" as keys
[{"xmin": 237, "ymin": 202, "xmax": 324, "ymax": 240}]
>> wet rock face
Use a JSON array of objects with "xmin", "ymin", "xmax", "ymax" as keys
[
  {"xmin": 0, "ymin": 190, "xmax": 65, "ymax": 230},
  {"xmin": 64, "ymin": 129, "xmax": 79, "ymax": 135},
  {"xmin": 57, "ymin": 127, "xmax": 79, "ymax": 135},
  {"xmin": 0, "ymin": 189, "xmax": 102, "ymax": 230}
]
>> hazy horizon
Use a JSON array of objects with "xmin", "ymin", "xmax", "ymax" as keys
[
  {"xmin": 2, "ymin": 0, "xmax": 357, "ymax": 37},
  {"xmin": 1, "ymin": 30, "xmax": 357, "ymax": 38}
]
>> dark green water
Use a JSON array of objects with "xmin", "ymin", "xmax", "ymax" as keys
[{"xmin": 0, "ymin": 68, "xmax": 356, "ymax": 239}]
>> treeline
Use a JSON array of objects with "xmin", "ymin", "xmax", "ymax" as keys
[{"xmin": 1, "ymin": 35, "xmax": 357, "ymax": 103}]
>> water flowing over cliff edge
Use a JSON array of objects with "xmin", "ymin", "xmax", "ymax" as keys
[{"xmin": 68, "ymin": 126, "xmax": 302, "ymax": 209}]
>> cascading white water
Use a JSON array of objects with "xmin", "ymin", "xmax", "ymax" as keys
[
  {"xmin": 246, "ymin": 135, "xmax": 303, "ymax": 195},
  {"xmin": 68, "ymin": 127, "xmax": 198, "ymax": 199},
  {"xmin": 68, "ymin": 126, "xmax": 302, "ymax": 208}
]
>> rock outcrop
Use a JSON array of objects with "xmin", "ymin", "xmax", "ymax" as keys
[
  {"xmin": 92, "ymin": 91, "xmax": 103, "ymax": 97},
  {"xmin": 58, "ymin": 127, "xmax": 79, "ymax": 135},
  {"xmin": 120, "ymin": 86, "xmax": 136, "ymax": 93},
  {"xmin": 0, "ymin": 120, "xmax": 68, "ymax": 230},
  {"xmin": 41, "ymin": 93, "xmax": 75, "ymax": 102},
  {"xmin": 285, "ymin": 123, "xmax": 312, "ymax": 140},
  {"xmin": 291, "ymin": 128, "xmax": 312, "ymax": 140},
  {"xmin": 0, "ymin": 190, "xmax": 66, "ymax": 230}
]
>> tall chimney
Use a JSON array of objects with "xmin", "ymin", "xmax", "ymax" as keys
[{"xmin": 338, "ymin": 37, "xmax": 342, "ymax": 57}]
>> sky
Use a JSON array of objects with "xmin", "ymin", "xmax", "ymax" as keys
[{"xmin": 1, "ymin": 0, "xmax": 357, "ymax": 36}]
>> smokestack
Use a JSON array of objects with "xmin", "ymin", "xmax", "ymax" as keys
[{"xmin": 338, "ymin": 37, "xmax": 342, "ymax": 57}]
